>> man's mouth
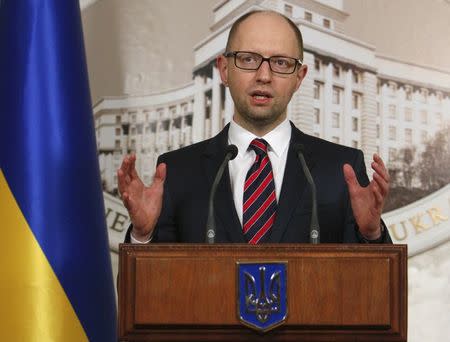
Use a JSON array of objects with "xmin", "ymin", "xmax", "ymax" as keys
[
  {"xmin": 250, "ymin": 90, "xmax": 273, "ymax": 99},
  {"xmin": 249, "ymin": 90, "xmax": 273, "ymax": 105}
]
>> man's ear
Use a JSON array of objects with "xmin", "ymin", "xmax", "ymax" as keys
[
  {"xmin": 217, "ymin": 54, "xmax": 229, "ymax": 86},
  {"xmin": 295, "ymin": 64, "xmax": 308, "ymax": 91}
]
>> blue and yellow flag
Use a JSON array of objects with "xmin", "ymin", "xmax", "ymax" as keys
[{"xmin": 0, "ymin": 1, "xmax": 117, "ymax": 340}]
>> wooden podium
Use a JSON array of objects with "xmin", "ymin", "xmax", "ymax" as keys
[{"xmin": 118, "ymin": 244, "xmax": 407, "ymax": 341}]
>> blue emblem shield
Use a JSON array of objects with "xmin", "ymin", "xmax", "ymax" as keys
[{"xmin": 237, "ymin": 262, "xmax": 287, "ymax": 332}]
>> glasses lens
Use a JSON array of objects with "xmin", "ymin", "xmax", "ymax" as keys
[
  {"xmin": 270, "ymin": 57, "xmax": 296, "ymax": 74},
  {"xmin": 235, "ymin": 52, "xmax": 261, "ymax": 70}
]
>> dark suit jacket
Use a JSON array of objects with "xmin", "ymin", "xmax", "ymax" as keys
[{"xmin": 125, "ymin": 122, "xmax": 391, "ymax": 243}]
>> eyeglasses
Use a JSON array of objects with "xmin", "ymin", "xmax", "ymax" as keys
[{"xmin": 224, "ymin": 51, "xmax": 302, "ymax": 75}]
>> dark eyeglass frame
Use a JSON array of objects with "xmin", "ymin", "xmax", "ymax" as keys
[{"xmin": 224, "ymin": 51, "xmax": 303, "ymax": 75}]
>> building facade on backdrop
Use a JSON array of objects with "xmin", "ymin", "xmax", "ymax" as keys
[{"xmin": 94, "ymin": 0, "xmax": 450, "ymax": 193}]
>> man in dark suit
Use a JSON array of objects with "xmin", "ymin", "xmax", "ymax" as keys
[{"xmin": 118, "ymin": 10, "xmax": 391, "ymax": 244}]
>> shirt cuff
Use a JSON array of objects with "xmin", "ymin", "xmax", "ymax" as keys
[
  {"xmin": 356, "ymin": 222, "xmax": 387, "ymax": 244},
  {"xmin": 130, "ymin": 231, "xmax": 153, "ymax": 244}
]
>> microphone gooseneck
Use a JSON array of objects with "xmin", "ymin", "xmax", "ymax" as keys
[
  {"xmin": 293, "ymin": 143, "xmax": 320, "ymax": 244},
  {"xmin": 205, "ymin": 144, "xmax": 238, "ymax": 243}
]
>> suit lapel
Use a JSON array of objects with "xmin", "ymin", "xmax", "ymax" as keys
[
  {"xmin": 268, "ymin": 123, "xmax": 317, "ymax": 242},
  {"xmin": 202, "ymin": 125, "xmax": 245, "ymax": 242}
]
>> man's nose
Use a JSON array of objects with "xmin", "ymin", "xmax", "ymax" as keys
[{"xmin": 255, "ymin": 60, "xmax": 272, "ymax": 83}]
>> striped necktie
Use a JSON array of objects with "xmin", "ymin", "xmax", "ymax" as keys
[{"xmin": 243, "ymin": 138, "xmax": 277, "ymax": 244}]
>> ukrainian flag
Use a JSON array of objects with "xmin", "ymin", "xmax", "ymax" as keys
[{"xmin": 0, "ymin": 1, "xmax": 117, "ymax": 340}]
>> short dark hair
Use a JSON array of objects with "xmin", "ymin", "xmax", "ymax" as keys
[{"xmin": 225, "ymin": 10, "xmax": 304, "ymax": 61}]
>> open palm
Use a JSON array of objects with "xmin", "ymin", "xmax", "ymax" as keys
[
  {"xmin": 117, "ymin": 154, "xmax": 166, "ymax": 240},
  {"xmin": 343, "ymin": 154, "xmax": 390, "ymax": 240}
]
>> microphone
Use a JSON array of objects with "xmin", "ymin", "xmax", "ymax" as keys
[
  {"xmin": 206, "ymin": 144, "xmax": 238, "ymax": 243},
  {"xmin": 293, "ymin": 144, "xmax": 320, "ymax": 244}
]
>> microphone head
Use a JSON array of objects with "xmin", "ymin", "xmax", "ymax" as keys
[
  {"xmin": 227, "ymin": 144, "xmax": 238, "ymax": 160},
  {"xmin": 293, "ymin": 143, "xmax": 305, "ymax": 154}
]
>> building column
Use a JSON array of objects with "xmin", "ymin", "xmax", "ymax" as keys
[
  {"xmin": 361, "ymin": 71, "xmax": 378, "ymax": 176},
  {"xmin": 323, "ymin": 62, "xmax": 333, "ymax": 141},
  {"xmin": 288, "ymin": 51, "xmax": 314, "ymax": 133},
  {"xmin": 224, "ymin": 87, "xmax": 234, "ymax": 125},
  {"xmin": 343, "ymin": 68, "xmax": 353, "ymax": 146},
  {"xmin": 210, "ymin": 66, "xmax": 222, "ymax": 136},
  {"xmin": 192, "ymin": 75, "xmax": 206, "ymax": 143}
]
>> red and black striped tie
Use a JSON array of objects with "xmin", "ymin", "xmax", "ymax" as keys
[{"xmin": 243, "ymin": 139, "xmax": 277, "ymax": 244}]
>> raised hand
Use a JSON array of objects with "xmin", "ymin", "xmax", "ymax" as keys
[
  {"xmin": 343, "ymin": 154, "xmax": 390, "ymax": 240},
  {"xmin": 117, "ymin": 154, "xmax": 166, "ymax": 241}
]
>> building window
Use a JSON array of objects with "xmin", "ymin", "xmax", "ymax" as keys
[
  {"xmin": 405, "ymin": 128, "xmax": 413, "ymax": 144},
  {"xmin": 314, "ymin": 108, "xmax": 320, "ymax": 124},
  {"xmin": 169, "ymin": 106, "xmax": 177, "ymax": 116},
  {"xmin": 436, "ymin": 112, "xmax": 443, "ymax": 124},
  {"xmin": 173, "ymin": 117, "xmax": 182, "ymax": 129},
  {"xmin": 352, "ymin": 71, "xmax": 360, "ymax": 84},
  {"xmin": 352, "ymin": 117, "xmax": 358, "ymax": 132},
  {"xmin": 284, "ymin": 4, "xmax": 293, "ymax": 17},
  {"xmin": 421, "ymin": 110, "xmax": 428, "ymax": 124},
  {"xmin": 115, "ymin": 128, "xmax": 121, "ymax": 136},
  {"xmin": 145, "ymin": 125, "xmax": 151, "ymax": 134},
  {"xmin": 352, "ymin": 140, "xmax": 358, "ymax": 148},
  {"xmin": 352, "ymin": 93, "xmax": 360, "ymax": 110},
  {"xmin": 130, "ymin": 139, "xmax": 136, "ymax": 150},
  {"xmin": 115, "ymin": 115, "xmax": 121, "ymax": 124},
  {"xmin": 388, "ymin": 148, "xmax": 397, "ymax": 162},
  {"xmin": 314, "ymin": 81, "xmax": 321, "ymax": 99},
  {"xmin": 404, "ymin": 108, "xmax": 413, "ymax": 121},
  {"xmin": 150, "ymin": 122, "xmax": 157, "ymax": 133},
  {"xmin": 314, "ymin": 59, "xmax": 320, "ymax": 71},
  {"xmin": 185, "ymin": 114, "xmax": 193, "ymax": 126},
  {"xmin": 115, "ymin": 139, "xmax": 121, "ymax": 149},
  {"xmin": 333, "ymin": 65, "xmax": 340, "ymax": 78},
  {"xmin": 332, "ymin": 112, "xmax": 340, "ymax": 128},
  {"xmin": 332, "ymin": 87, "xmax": 340, "ymax": 104},
  {"xmin": 376, "ymin": 124, "xmax": 380, "ymax": 138},
  {"xmin": 131, "ymin": 114, "xmax": 136, "ymax": 123},
  {"xmin": 332, "ymin": 136, "xmax": 340, "ymax": 144},
  {"xmin": 136, "ymin": 123, "xmax": 143, "ymax": 134},
  {"xmin": 162, "ymin": 119, "xmax": 170, "ymax": 131},
  {"xmin": 130, "ymin": 126, "xmax": 136, "ymax": 135},
  {"xmin": 421, "ymin": 130, "xmax": 427, "ymax": 143},
  {"xmin": 389, "ymin": 126, "xmax": 396, "ymax": 140},
  {"xmin": 323, "ymin": 18, "xmax": 330, "ymax": 28},
  {"xmin": 305, "ymin": 11, "xmax": 312, "ymax": 21},
  {"xmin": 388, "ymin": 105, "xmax": 396, "ymax": 119}
]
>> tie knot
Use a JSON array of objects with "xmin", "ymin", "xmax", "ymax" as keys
[{"xmin": 249, "ymin": 138, "xmax": 269, "ymax": 156}]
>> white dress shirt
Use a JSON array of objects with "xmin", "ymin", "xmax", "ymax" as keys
[{"xmin": 228, "ymin": 118, "xmax": 291, "ymax": 225}]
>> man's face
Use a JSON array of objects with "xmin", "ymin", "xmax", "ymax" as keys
[{"xmin": 218, "ymin": 13, "xmax": 307, "ymax": 133}]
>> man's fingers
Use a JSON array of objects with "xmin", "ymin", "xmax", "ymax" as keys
[
  {"xmin": 117, "ymin": 168, "xmax": 127, "ymax": 194},
  {"xmin": 373, "ymin": 172, "xmax": 389, "ymax": 196},
  {"xmin": 372, "ymin": 182, "xmax": 384, "ymax": 208},
  {"xmin": 154, "ymin": 163, "xmax": 167, "ymax": 183},
  {"xmin": 343, "ymin": 164, "xmax": 360, "ymax": 193},
  {"xmin": 372, "ymin": 154, "xmax": 390, "ymax": 183},
  {"xmin": 129, "ymin": 154, "xmax": 140, "ymax": 180}
]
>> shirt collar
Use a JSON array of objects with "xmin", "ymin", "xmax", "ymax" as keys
[{"xmin": 228, "ymin": 118, "xmax": 291, "ymax": 157}]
